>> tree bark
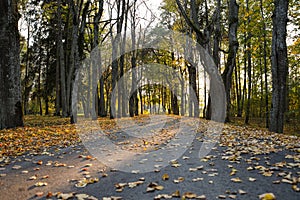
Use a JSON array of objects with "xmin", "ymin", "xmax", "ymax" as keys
[
  {"xmin": 269, "ymin": 0, "xmax": 288, "ymax": 133},
  {"xmin": 245, "ymin": 0, "xmax": 252, "ymax": 124},
  {"xmin": 260, "ymin": 0, "xmax": 269, "ymax": 128},
  {"xmin": 57, "ymin": 0, "xmax": 68, "ymax": 117},
  {"xmin": 221, "ymin": 0, "xmax": 239, "ymax": 122},
  {"xmin": 0, "ymin": 0, "xmax": 24, "ymax": 129}
]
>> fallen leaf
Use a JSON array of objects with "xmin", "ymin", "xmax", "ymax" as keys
[
  {"xmin": 172, "ymin": 190, "xmax": 180, "ymax": 197},
  {"xmin": 258, "ymin": 193, "xmax": 276, "ymax": 200},
  {"xmin": 248, "ymin": 177, "xmax": 256, "ymax": 182},
  {"xmin": 103, "ymin": 196, "xmax": 122, "ymax": 200},
  {"xmin": 37, "ymin": 160, "xmax": 43, "ymax": 165},
  {"xmin": 35, "ymin": 182, "xmax": 47, "ymax": 187},
  {"xmin": 29, "ymin": 175, "xmax": 37, "ymax": 180},
  {"xmin": 35, "ymin": 192, "xmax": 44, "ymax": 197},
  {"xmin": 231, "ymin": 177, "xmax": 242, "ymax": 183},
  {"xmin": 57, "ymin": 193, "xmax": 74, "ymax": 199},
  {"xmin": 154, "ymin": 194, "xmax": 172, "ymax": 199},
  {"xmin": 12, "ymin": 165, "xmax": 22, "ymax": 170},
  {"xmin": 155, "ymin": 185, "xmax": 164, "ymax": 190},
  {"xmin": 183, "ymin": 192, "xmax": 197, "ymax": 199},
  {"xmin": 174, "ymin": 177, "xmax": 185, "ymax": 183},
  {"xmin": 238, "ymin": 189, "xmax": 247, "ymax": 195},
  {"xmin": 197, "ymin": 195, "xmax": 206, "ymax": 199},
  {"xmin": 230, "ymin": 168, "xmax": 238, "ymax": 176},
  {"xmin": 192, "ymin": 177, "xmax": 204, "ymax": 182},
  {"xmin": 162, "ymin": 173, "xmax": 169, "ymax": 180},
  {"xmin": 292, "ymin": 185, "xmax": 300, "ymax": 192}
]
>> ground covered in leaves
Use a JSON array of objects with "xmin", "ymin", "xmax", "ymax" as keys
[{"xmin": 0, "ymin": 115, "xmax": 299, "ymax": 200}]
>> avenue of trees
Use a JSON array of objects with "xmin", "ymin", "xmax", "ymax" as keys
[{"xmin": 0, "ymin": 0, "xmax": 299, "ymax": 133}]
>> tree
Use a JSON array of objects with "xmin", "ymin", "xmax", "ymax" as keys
[
  {"xmin": 0, "ymin": 0, "xmax": 24, "ymax": 129},
  {"xmin": 221, "ymin": 0, "xmax": 239, "ymax": 122},
  {"xmin": 269, "ymin": 0, "xmax": 289, "ymax": 133}
]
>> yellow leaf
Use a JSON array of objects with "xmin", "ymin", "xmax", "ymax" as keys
[
  {"xmin": 231, "ymin": 177, "xmax": 242, "ymax": 183},
  {"xmin": 258, "ymin": 193, "xmax": 276, "ymax": 200},
  {"xmin": 162, "ymin": 173, "xmax": 169, "ymax": 180},
  {"xmin": 183, "ymin": 192, "xmax": 197, "ymax": 198}
]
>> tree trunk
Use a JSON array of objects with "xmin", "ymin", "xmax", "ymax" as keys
[
  {"xmin": 57, "ymin": 0, "xmax": 68, "ymax": 117},
  {"xmin": 269, "ymin": 0, "xmax": 288, "ymax": 133},
  {"xmin": 0, "ymin": 0, "xmax": 24, "ymax": 129},
  {"xmin": 221, "ymin": 0, "xmax": 239, "ymax": 122},
  {"xmin": 245, "ymin": 0, "xmax": 252, "ymax": 124},
  {"xmin": 260, "ymin": 0, "xmax": 269, "ymax": 128},
  {"xmin": 129, "ymin": 1, "xmax": 138, "ymax": 117}
]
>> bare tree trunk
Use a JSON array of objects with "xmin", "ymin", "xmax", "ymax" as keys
[
  {"xmin": 92, "ymin": 0, "xmax": 105, "ymax": 117},
  {"xmin": 245, "ymin": 0, "xmax": 252, "ymax": 124},
  {"xmin": 57, "ymin": 0, "xmax": 68, "ymax": 117},
  {"xmin": 222, "ymin": 0, "xmax": 239, "ymax": 122},
  {"xmin": 0, "ymin": 0, "xmax": 24, "ymax": 129},
  {"xmin": 129, "ymin": 0, "xmax": 138, "ymax": 117},
  {"xmin": 235, "ymin": 56, "xmax": 242, "ymax": 117},
  {"xmin": 259, "ymin": 0, "xmax": 269, "ymax": 128},
  {"xmin": 269, "ymin": 0, "xmax": 288, "ymax": 133}
]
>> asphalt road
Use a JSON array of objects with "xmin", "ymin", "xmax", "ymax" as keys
[{"xmin": 0, "ymin": 136, "xmax": 299, "ymax": 200}]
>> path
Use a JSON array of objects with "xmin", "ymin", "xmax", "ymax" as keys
[{"xmin": 0, "ymin": 116, "xmax": 299, "ymax": 200}]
